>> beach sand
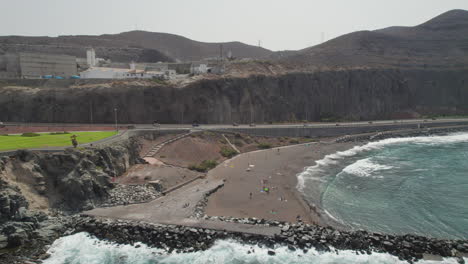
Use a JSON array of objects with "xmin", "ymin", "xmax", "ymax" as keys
[{"xmin": 205, "ymin": 141, "xmax": 358, "ymax": 225}]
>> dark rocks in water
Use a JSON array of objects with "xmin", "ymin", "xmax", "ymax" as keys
[
  {"xmin": 336, "ymin": 126, "xmax": 468, "ymax": 143},
  {"xmin": 68, "ymin": 215, "xmax": 468, "ymax": 264}
]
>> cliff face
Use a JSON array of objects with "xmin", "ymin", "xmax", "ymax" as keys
[
  {"xmin": 0, "ymin": 138, "xmax": 141, "ymax": 213},
  {"xmin": 0, "ymin": 138, "xmax": 141, "ymax": 253},
  {"xmin": 0, "ymin": 69, "xmax": 467, "ymax": 123}
]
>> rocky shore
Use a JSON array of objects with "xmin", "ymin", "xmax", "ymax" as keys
[
  {"xmin": 100, "ymin": 184, "xmax": 161, "ymax": 207},
  {"xmin": 67, "ymin": 216, "xmax": 468, "ymax": 264},
  {"xmin": 336, "ymin": 125, "xmax": 468, "ymax": 143},
  {"xmin": 0, "ymin": 138, "xmax": 145, "ymax": 264}
]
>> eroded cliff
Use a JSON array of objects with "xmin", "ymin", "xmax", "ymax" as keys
[
  {"xmin": 0, "ymin": 69, "xmax": 467, "ymax": 124},
  {"xmin": 0, "ymin": 138, "xmax": 141, "ymax": 255}
]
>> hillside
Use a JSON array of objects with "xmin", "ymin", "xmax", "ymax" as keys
[
  {"xmin": 0, "ymin": 31, "xmax": 272, "ymax": 63},
  {"xmin": 104, "ymin": 31, "xmax": 273, "ymax": 61},
  {"xmin": 0, "ymin": 35, "xmax": 174, "ymax": 63},
  {"xmin": 281, "ymin": 9, "xmax": 468, "ymax": 69}
]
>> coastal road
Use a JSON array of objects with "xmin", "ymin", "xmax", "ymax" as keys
[{"xmin": 4, "ymin": 117, "xmax": 468, "ymax": 130}]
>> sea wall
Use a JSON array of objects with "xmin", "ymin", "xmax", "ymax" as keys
[
  {"xmin": 0, "ymin": 69, "xmax": 467, "ymax": 124},
  {"xmin": 71, "ymin": 216, "xmax": 468, "ymax": 264},
  {"xmin": 210, "ymin": 121, "xmax": 468, "ymax": 137}
]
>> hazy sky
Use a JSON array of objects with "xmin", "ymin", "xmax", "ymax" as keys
[{"xmin": 1, "ymin": 0, "xmax": 467, "ymax": 51}]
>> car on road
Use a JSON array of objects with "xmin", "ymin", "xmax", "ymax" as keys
[
  {"xmin": 249, "ymin": 123, "xmax": 256, "ymax": 127},
  {"xmin": 192, "ymin": 122, "xmax": 200, "ymax": 127},
  {"xmin": 232, "ymin": 123, "xmax": 239, "ymax": 126}
]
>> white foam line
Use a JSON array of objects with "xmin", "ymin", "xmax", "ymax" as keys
[{"xmin": 297, "ymin": 132, "xmax": 468, "ymax": 191}]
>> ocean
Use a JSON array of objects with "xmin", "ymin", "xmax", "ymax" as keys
[{"xmin": 299, "ymin": 132, "xmax": 468, "ymax": 239}]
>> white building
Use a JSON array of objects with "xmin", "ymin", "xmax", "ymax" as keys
[
  {"xmin": 190, "ymin": 63, "xmax": 208, "ymax": 75},
  {"xmin": 86, "ymin": 48, "xmax": 96, "ymax": 67},
  {"xmin": 80, "ymin": 67, "xmax": 172, "ymax": 80}
]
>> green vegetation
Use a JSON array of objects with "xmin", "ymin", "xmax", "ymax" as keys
[
  {"xmin": 21, "ymin": 132, "xmax": 40, "ymax": 137},
  {"xmin": 289, "ymin": 139, "xmax": 300, "ymax": 144},
  {"xmin": 49, "ymin": 131, "xmax": 70, "ymax": 135},
  {"xmin": 188, "ymin": 160, "xmax": 218, "ymax": 172},
  {"xmin": 219, "ymin": 146, "xmax": 238, "ymax": 158},
  {"xmin": 244, "ymin": 137, "xmax": 253, "ymax": 144},
  {"xmin": 151, "ymin": 78, "xmax": 168, "ymax": 85},
  {"xmin": 219, "ymin": 139, "xmax": 227, "ymax": 144},
  {"xmin": 0, "ymin": 131, "xmax": 117, "ymax": 151},
  {"xmin": 234, "ymin": 139, "xmax": 244, "ymax": 147},
  {"xmin": 319, "ymin": 112, "xmax": 341, "ymax": 122},
  {"xmin": 257, "ymin": 143, "xmax": 272, "ymax": 149}
]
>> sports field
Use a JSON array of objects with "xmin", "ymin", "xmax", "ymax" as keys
[{"xmin": 0, "ymin": 131, "xmax": 117, "ymax": 151}]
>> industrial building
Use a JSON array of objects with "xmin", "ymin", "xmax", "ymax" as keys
[
  {"xmin": 0, "ymin": 47, "xmax": 223, "ymax": 80},
  {"xmin": 0, "ymin": 52, "xmax": 77, "ymax": 78},
  {"xmin": 80, "ymin": 62, "xmax": 175, "ymax": 80}
]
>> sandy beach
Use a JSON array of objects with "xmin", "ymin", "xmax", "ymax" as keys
[{"xmin": 205, "ymin": 141, "xmax": 358, "ymax": 225}]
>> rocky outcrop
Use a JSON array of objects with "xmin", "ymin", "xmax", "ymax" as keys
[
  {"xmin": 3, "ymin": 138, "xmax": 142, "ymax": 212},
  {"xmin": 1, "ymin": 69, "xmax": 468, "ymax": 124},
  {"xmin": 0, "ymin": 138, "xmax": 142, "ymax": 262}
]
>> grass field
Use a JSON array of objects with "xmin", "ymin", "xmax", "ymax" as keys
[{"xmin": 0, "ymin": 131, "xmax": 117, "ymax": 151}]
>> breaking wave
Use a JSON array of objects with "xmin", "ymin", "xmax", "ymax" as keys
[
  {"xmin": 341, "ymin": 158, "xmax": 393, "ymax": 178},
  {"xmin": 43, "ymin": 232, "xmax": 465, "ymax": 264},
  {"xmin": 298, "ymin": 132, "xmax": 468, "ymax": 239},
  {"xmin": 297, "ymin": 132, "xmax": 468, "ymax": 191}
]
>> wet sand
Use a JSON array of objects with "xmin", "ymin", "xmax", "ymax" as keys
[{"xmin": 205, "ymin": 141, "xmax": 358, "ymax": 225}]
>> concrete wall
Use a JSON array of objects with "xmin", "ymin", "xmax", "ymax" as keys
[
  {"xmin": 0, "ymin": 53, "xmax": 20, "ymax": 78},
  {"xmin": 211, "ymin": 121, "xmax": 468, "ymax": 138},
  {"xmin": 19, "ymin": 53, "xmax": 77, "ymax": 78}
]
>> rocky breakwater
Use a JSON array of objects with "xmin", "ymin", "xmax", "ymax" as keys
[
  {"xmin": 73, "ymin": 215, "xmax": 468, "ymax": 264},
  {"xmin": 336, "ymin": 125, "xmax": 468, "ymax": 143},
  {"xmin": 0, "ymin": 138, "xmax": 144, "ymax": 263}
]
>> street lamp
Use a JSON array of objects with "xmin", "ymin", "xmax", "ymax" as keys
[{"xmin": 114, "ymin": 108, "xmax": 118, "ymax": 131}]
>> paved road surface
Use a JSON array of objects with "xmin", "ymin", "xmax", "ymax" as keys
[{"xmin": 4, "ymin": 117, "xmax": 468, "ymax": 130}]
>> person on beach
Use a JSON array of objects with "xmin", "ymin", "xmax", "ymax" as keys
[
  {"xmin": 70, "ymin": 134, "xmax": 78, "ymax": 148},
  {"xmin": 249, "ymin": 192, "xmax": 252, "ymax": 199}
]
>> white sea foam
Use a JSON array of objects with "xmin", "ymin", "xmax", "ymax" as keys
[
  {"xmin": 43, "ymin": 232, "xmax": 465, "ymax": 264},
  {"xmin": 342, "ymin": 158, "xmax": 393, "ymax": 178},
  {"xmin": 297, "ymin": 132, "xmax": 468, "ymax": 191}
]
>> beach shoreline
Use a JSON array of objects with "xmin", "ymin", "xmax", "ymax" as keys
[
  {"xmin": 204, "ymin": 140, "xmax": 359, "ymax": 226},
  {"xmin": 205, "ymin": 126, "xmax": 468, "ymax": 228}
]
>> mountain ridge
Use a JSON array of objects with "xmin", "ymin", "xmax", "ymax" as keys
[
  {"xmin": 0, "ymin": 30, "xmax": 273, "ymax": 62},
  {"xmin": 281, "ymin": 9, "xmax": 468, "ymax": 69}
]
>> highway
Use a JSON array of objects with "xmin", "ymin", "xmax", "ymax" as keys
[{"xmin": 3, "ymin": 117, "xmax": 468, "ymax": 130}]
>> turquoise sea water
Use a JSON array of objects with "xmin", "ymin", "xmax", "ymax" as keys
[{"xmin": 299, "ymin": 133, "xmax": 468, "ymax": 239}]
